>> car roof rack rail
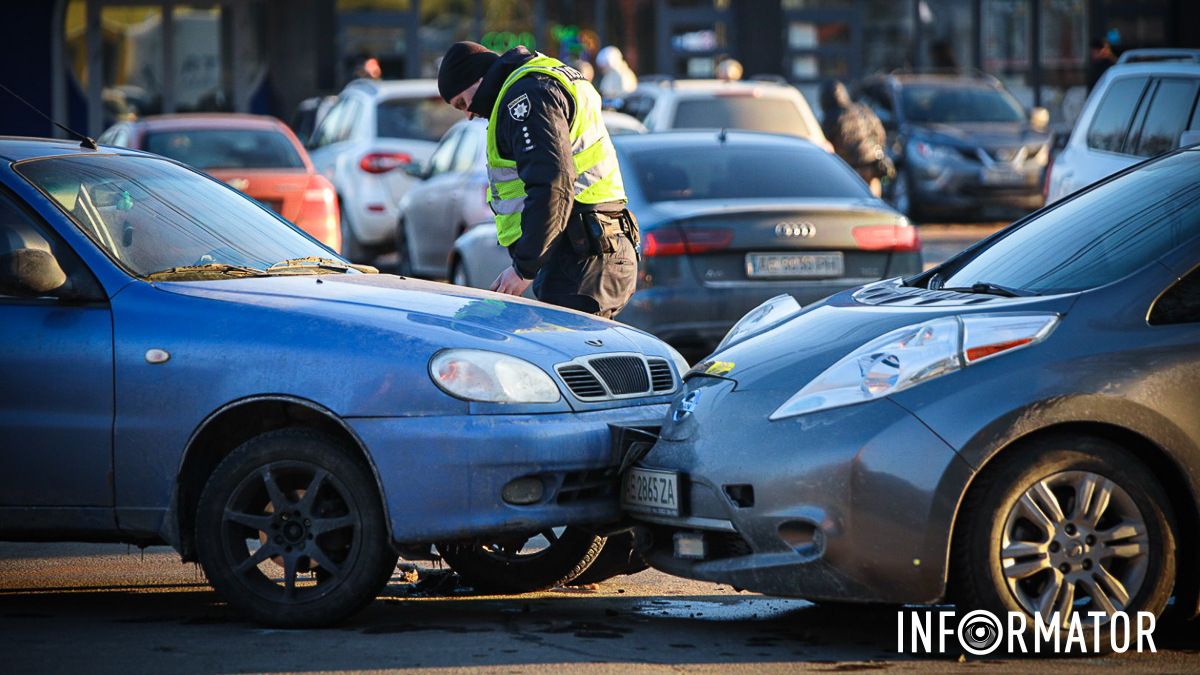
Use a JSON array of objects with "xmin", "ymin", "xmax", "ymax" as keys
[
  {"xmin": 1117, "ymin": 49, "xmax": 1200, "ymax": 64},
  {"xmin": 749, "ymin": 74, "xmax": 788, "ymax": 85}
]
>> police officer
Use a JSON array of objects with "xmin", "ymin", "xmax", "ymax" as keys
[{"xmin": 437, "ymin": 41, "xmax": 638, "ymax": 318}]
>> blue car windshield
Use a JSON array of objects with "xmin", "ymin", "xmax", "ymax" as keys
[
  {"xmin": 16, "ymin": 154, "xmax": 338, "ymax": 278},
  {"xmin": 937, "ymin": 150, "xmax": 1200, "ymax": 294},
  {"xmin": 901, "ymin": 84, "xmax": 1026, "ymax": 124}
]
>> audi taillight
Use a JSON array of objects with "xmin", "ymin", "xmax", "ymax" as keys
[
  {"xmin": 642, "ymin": 227, "xmax": 733, "ymax": 257},
  {"xmin": 852, "ymin": 224, "xmax": 920, "ymax": 252},
  {"xmin": 359, "ymin": 152, "xmax": 412, "ymax": 174}
]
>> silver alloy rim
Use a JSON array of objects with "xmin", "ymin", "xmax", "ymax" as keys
[{"xmin": 1000, "ymin": 470, "xmax": 1150, "ymax": 628}]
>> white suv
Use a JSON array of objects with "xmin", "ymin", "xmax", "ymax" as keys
[
  {"xmin": 620, "ymin": 78, "xmax": 831, "ymax": 150},
  {"xmin": 307, "ymin": 79, "xmax": 462, "ymax": 261},
  {"xmin": 1046, "ymin": 50, "xmax": 1200, "ymax": 204}
]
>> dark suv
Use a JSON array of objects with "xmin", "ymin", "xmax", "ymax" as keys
[{"xmin": 855, "ymin": 73, "xmax": 1051, "ymax": 220}]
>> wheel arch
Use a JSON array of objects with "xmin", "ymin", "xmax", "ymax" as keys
[
  {"xmin": 171, "ymin": 395, "xmax": 392, "ymax": 561},
  {"xmin": 944, "ymin": 420, "xmax": 1200, "ymax": 617}
]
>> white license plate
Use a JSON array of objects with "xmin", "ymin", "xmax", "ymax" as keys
[
  {"xmin": 982, "ymin": 167, "xmax": 1027, "ymax": 186},
  {"xmin": 746, "ymin": 252, "xmax": 844, "ymax": 279},
  {"xmin": 621, "ymin": 467, "xmax": 680, "ymax": 517}
]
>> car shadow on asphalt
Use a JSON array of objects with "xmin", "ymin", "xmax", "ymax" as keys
[{"xmin": 3, "ymin": 567, "xmax": 1199, "ymax": 672}]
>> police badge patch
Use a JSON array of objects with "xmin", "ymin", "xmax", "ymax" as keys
[{"xmin": 507, "ymin": 94, "xmax": 531, "ymax": 121}]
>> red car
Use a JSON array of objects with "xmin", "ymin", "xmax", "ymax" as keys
[{"xmin": 98, "ymin": 114, "xmax": 341, "ymax": 252}]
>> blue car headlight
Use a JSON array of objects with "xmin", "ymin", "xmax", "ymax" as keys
[
  {"xmin": 769, "ymin": 313, "xmax": 1059, "ymax": 420},
  {"xmin": 430, "ymin": 349, "xmax": 561, "ymax": 403},
  {"xmin": 715, "ymin": 294, "xmax": 802, "ymax": 353}
]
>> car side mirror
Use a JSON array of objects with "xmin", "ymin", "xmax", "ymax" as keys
[
  {"xmin": 404, "ymin": 162, "xmax": 426, "ymax": 178},
  {"xmin": 1030, "ymin": 107, "xmax": 1050, "ymax": 133},
  {"xmin": 1180, "ymin": 130, "xmax": 1200, "ymax": 148},
  {"xmin": 0, "ymin": 248, "xmax": 68, "ymax": 297}
]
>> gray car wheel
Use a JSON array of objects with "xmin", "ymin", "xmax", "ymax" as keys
[
  {"xmin": 954, "ymin": 436, "xmax": 1175, "ymax": 652},
  {"xmin": 339, "ymin": 208, "xmax": 366, "ymax": 263},
  {"xmin": 451, "ymin": 259, "xmax": 470, "ymax": 287}
]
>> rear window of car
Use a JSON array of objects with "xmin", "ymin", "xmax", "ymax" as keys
[
  {"xmin": 1086, "ymin": 77, "xmax": 1149, "ymax": 153},
  {"xmin": 672, "ymin": 96, "xmax": 811, "ymax": 137},
  {"xmin": 937, "ymin": 150, "xmax": 1200, "ymax": 294},
  {"xmin": 143, "ymin": 128, "xmax": 304, "ymax": 170},
  {"xmin": 377, "ymin": 97, "xmax": 462, "ymax": 142},
  {"xmin": 624, "ymin": 145, "xmax": 869, "ymax": 202}
]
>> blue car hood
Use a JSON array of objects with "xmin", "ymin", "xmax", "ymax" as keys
[{"xmin": 153, "ymin": 273, "xmax": 655, "ymax": 359}]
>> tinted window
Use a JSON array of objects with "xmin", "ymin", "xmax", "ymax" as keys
[
  {"xmin": 899, "ymin": 84, "xmax": 1025, "ymax": 123},
  {"xmin": 672, "ymin": 97, "xmax": 811, "ymax": 136},
  {"xmin": 144, "ymin": 129, "xmax": 305, "ymax": 170},
  {"xmin": 17, "ymin": 155, "xmax": 334, "ymax": 277},
  {"xmin": 1150, "ymin": 266, "xmax": 1200, "ymax": 325},
  {"xmin": 452, "ymin": 126, "xmax": 482, "ymax": 172},
  {"xmin": 625, "ymin": 145, "xmax": 869, "ymax": 202},
  {"xmin": 0, "ymin": 190, "xmax": 100, "ymax": 300},
  {"xmin": 376, "ymin": 97, "xmax": 460, "ymax": 142},
  {"xmin": 310, "ymin": 98, "xmax": 350, "ymax": 148},
  {"xmin": 1131, "ymin": 79, "xmax": 1199, "ymax": 157},
  {"xmin": 426, "ymin": 127, "xmax": 460, "ymax": 176},
  {"xmin": 937, "ymin": 151, "xmax": 1200, "ymax": 294},
  {"xmin": 1086, "ymin": 77, "xmax": 1149, "ymax": 152}
]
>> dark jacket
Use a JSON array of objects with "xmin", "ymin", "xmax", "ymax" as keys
[
  {"xmin": 820, "ymin": 80, "xmax": 888, "ymax": 172},
  {"xmin": 470, "ymin": 47, "xmax": 592, "ymax": 280}
]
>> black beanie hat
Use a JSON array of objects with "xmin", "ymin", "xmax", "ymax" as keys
[{"xmin": 438, "ymin": 42, "xmax": 499, "ymax": 102}]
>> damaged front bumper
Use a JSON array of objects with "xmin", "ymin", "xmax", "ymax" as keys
[
  {"xmin": 348, "ymin": 404, "xmax": 668, "ymax": 545},
  {"xmin": 626, "ymin": 377, "xmax": 973, "ymax": 604}
]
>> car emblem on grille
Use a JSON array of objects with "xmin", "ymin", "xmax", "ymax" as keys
[
  {"xmin": 672, "ymin": 390, "xmax": 702, "ymax": 422},
  {"xmin": 585, "ymin": 338, "xmax": 604, "ymax": 347},
  {"xmin": 775, "ymin": 222, "xmax": 816, "ymax": 238}
]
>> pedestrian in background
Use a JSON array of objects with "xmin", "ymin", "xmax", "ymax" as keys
[
  {"xmin": 819, "ymin": 79, "xmax": 893, "ymax": 197},
  {"xmin": 436, "ymin": 41, "xmax": 639, "ymax": 319},
  {"xmin": 1088, "ymin": 38, "xmax": 1117, "ymax": 91},
  {"xmin": 595, "ymin": 46, "xmax": 638, "ymax": 102}
]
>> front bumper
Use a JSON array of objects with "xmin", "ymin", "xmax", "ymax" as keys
[
  {"xmin": 349, "ymin": 403, "xmax": 668, "ymax": 544},
  {"xmin": 908, "ymin": 160, "xmax": 1044, "ymax": 216},
  {"xmin": 628, "ymin": 378, "xmax": 973, "ymax": 603}
]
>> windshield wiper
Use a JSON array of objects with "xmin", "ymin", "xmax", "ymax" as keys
[
  {"xmin": 267, "ymin": 256, "xmax": 352, "ymax": 273},
  {"xmin": 146, "ymin": 263, "xmax": 269, "ymax": 280},
  {"xmin": 940, "ymin": 281, "xmax": 1038, "ymax": 297}
]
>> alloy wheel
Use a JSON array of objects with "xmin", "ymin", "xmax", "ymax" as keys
[
  {"xmin": 219, "ymin": 459, "xmax": 363, "ymax": 603},
  {"xmin": 999, "ymin": 470, "xmax": 1150, "ymax": 628}
]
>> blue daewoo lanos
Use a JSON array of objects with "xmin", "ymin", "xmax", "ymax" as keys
[{"xmin": 0, "ymin": 137, "xmax": 683, "ymax": 626}]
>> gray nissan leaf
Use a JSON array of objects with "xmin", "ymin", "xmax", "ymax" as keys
[{"xmin": 621, "ymin": 145, "xmax": 1200, "ymax": 638}]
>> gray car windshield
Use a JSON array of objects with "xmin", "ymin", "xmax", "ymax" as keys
[
  {"xmin": 937, "ymin": 150, "xmax": 1200, "ymax": 294},
  {"xmin": 901, "ymin": 85, "xmax": 1026, "ymax": 124},
  {"xmin": 16, "ymin": 155, "xmax": 339, "ymax": 278},
  {"xmin": 626, "ymin": 146, "xmax": 869, "ymax": 202}
]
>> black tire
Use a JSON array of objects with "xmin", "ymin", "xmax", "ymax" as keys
[
  {"xmin": 449, "ymin": 258, "xmax": 470, "ymax": 287},
  {"xmin": 953, "ymin": 435, "xmax": 1176, "ymax": 653},
  {"xmin": 195, "ymin": 428, "xmax": 398, "ymax": 627},
  {"xmin": 569, "ymin": 532, "xmax": 648, "ymax": 586},
  {"xmin": 437, "ymin": 526, "xmax": 605, "ymax": 594}
]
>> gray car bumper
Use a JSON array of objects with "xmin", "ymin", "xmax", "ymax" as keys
[{"xmin": 629, "ymin": 378, "xmax": 974, "ymax": 604}]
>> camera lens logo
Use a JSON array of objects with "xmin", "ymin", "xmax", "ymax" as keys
[{"xmin": 957, "ymin": 610, "xmax": 1003, "ymax": 655}]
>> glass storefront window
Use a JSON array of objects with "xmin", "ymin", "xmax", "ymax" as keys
[
  {"xmin": 861, "ymin": 0, "xmax": 912, "ymax": 76},
  {"xmin": 1040, "ymin": 0, "xmax": 1088, "ymax": 126},
  {"xmin": 983, "ymin": 0, "xmax": 1033, "ymax": 107}
]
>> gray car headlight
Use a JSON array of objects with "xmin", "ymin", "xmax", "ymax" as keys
[
  {"xmin": 716, "ymin": 294, "xmax": 802, "ymax": 352},
  {"xmin": 769, "ymin": 313, "xmax": 1059, "ymax": 421},
  {"xmin": 430, "ymin": 349, "xmax": 561, "ymax": 403}
]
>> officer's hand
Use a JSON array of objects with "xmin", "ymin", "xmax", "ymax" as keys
[{"xmin": 490, "ymin": 266, "xmax": 533, "ymax": 297}]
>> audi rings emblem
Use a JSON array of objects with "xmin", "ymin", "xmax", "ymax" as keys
[{"xmin": 775, "ymin": 221, "xmax": 817, "ymax": 238}]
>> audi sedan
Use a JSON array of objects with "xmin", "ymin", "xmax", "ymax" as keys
[
  {"xmin": 624, "ymin": 145, "xmax": 1200, "ymax": 646},
  {"xmin": 0, "ymin": 137, "xmax": 684, "ymax": 627},
  {"xmin": 451, "ymin": 131, "xmax": 922, "ymax": 357}
]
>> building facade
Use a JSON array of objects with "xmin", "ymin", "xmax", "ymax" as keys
[{"xmin": 2, "ymin": 0, "xmax": 1197, "ymax": 139}]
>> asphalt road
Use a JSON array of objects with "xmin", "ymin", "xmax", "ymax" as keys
[{"xmin": 2, "ymin": 542, "xmax": 1199, "ymax": 673}]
